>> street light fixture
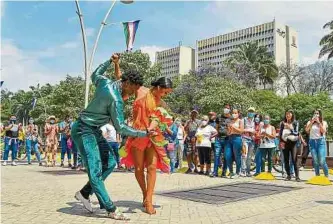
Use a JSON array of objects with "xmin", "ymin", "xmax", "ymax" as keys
[{"xmin": 75, "ymin": 0, "xmax": 134, "ymax": 108}]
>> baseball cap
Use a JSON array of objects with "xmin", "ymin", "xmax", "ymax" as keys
[{"xmin": 247, "ymin": 107, "xmax": 256, "ymax": 112}]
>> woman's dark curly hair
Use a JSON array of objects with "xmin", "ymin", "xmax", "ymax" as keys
[
  {"xmin": 151, "ymin": 76, "xmax": 173, "ymax": 88},
  {"xmin": 121, "ymin": 69, "xmax": 144, "ymax": 86}
]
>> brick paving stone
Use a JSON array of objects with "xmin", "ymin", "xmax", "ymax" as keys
[{"xmin": 2, "ymin": 164, "xmax": 333, "ymax": 224}]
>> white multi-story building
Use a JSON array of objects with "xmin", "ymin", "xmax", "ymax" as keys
[
  {"xmin": 196, "ymin": 20, "xmax": 299, "ymax": 68},
  {"xmin": 155, "ymin": 46, "xmax": 195, "ymax": 77}
]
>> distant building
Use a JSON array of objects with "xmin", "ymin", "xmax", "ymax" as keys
[
  {"xmin": 155, "ymin": 46, "xmax": 195, "ymax": 77},
  {"xmin": 196, "ymin": 20, "xmax": 299, "ymax": 68}
]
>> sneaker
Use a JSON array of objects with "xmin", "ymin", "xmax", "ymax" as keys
[
  {"xmin": 299, "ymin": 166, "xmax": 304, "ymax": 171},
  {"xmin": 39, "ymin": 162, "xmax": 43, "ymax": 166},
  {"xmin": 240, "ymin": 172, "xmax": 246, "ymax": 177},
  {"xmin": 185, "ymin": 168, "xmax": 192, "ymax": 174},
  {"xmin": 246, "ymin": 173, "xmax": 252, "ymax": 177},
  {"xmin": 107, "ymin": 208, "xmax": 130, "ymax": 220},
  {"xmin": 199, "ymin": 171, "xmax": 204, "ymax": 175},
  {"xmin": 253, "ymin": 173, "xmax": 259, "ymax": 177},
  {"xmin": 282, "ymin": 173, "xmax": 287, "ymax": 178},
  {"xmin": 28, "ymin": 162, "xmax": 32, "ymax": 165},
  {"xmin": 194, "ymin": 168, "xmax": 199, "ymax": 174},
  {"xmin": 2, "ymin": 161, "xmax": 7, "ymax": 166},
  {"xmin": 68, "ymin": 163, "xmax": 72, "ymax": 168},
  {"xmin": 291, "ymin": 174, "xmax": 295, "ymax": 178},
  {"xmin": 285, "ymin": 176, "xmax": 291, "ymax": 181},
  {"xmin": 74, "ymin": 191, "xmax": 93, "ymax": 213},
  {"xmin": 71, "ymin": 166, "xmax": 78, "ymax": 170},
  {"xmin": 60, "ymin": 162, "xmax": 64, "ymax": 167},
  {"xmin": 210, "ymin": 173, "xmax": 217, "ymax": 178},
  {"xmin": 296, "ymin": 177, "xmax": 301, "ymax": 182},
  {"xmin": 204, "ymin": 171, "xmax": 210, "ymax": 176},
  {"xmin": 12, "ymin": 161, "xmax": 17, "ymax": 166}
]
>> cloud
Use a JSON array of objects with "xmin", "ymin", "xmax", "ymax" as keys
[
  {"xmin": 0, "ymin": 1, "xmax": 4, "ymax": 17},
  {"xmin": 1, "ymin": 40, "xmax": 69, "ymax": 92},
  {"xmin": 140, "ymin": 45, "xmax": 168, "ymax": 63},
  {"xmin": 85, "ymin": 27, "xmax": 95, "ymax": 38},
  {"xmin": 60, "ymin": 41, "xmax": 80, "ymax": 49}
]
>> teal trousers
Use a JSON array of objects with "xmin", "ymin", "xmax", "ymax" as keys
[{"xmin": 71, "ymin": 121, "xmax": 117, "ymax": 212}]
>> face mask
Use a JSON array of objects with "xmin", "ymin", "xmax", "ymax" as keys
[
  {"xmin": 29, "ymin": 120, "xmax": 34, "ymax": 124},
  {"xmin": 232, "ymin": 114, "xmax": 239, "ymax": 119},
  {"xmin": 175, "ymin": 121, "xmax": 181, "ymax": 126},
  {"xmin": 50, "ymin": 120, "xmax": 55, "ymax": 124},
  {"xmin": 223, "ymin": 108, "xmax": 230, "ymax": 115},
  {"xmin": 255, "ymin": 117, "xmax": 260, "ymax": 123},
  {"xmin": 201, "ymin": 121, "xmax": 208, "ymax": 126},
  {"xmin": 248, "ymin": 113, "xmax": 255, "ymax": 118},
  {"xmin": 68, "ymin": 119, "xmax": 73, "ymax": 123},
  {"xmin": 264, "ymin": 120, "xmax": 270, "ymax": 125},
  {"xmin": 10, "ymin": 119, "xmax": 16, "ymax": 124}
]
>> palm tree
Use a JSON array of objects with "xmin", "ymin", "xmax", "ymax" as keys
[
  {"xmin": 224, "ymin": 41, "xmax": 278, "ymax": 89},
  {"xmin": 319, "ymin": 20, "xmax": 333, "ymax": 60}
]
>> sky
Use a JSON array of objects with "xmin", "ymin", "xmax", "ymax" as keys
[{"xmin": 1, "ymin": 0, "xmax": 333, "ymax": 92}]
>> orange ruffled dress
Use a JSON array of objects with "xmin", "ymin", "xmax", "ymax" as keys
[{"xmin": 120, "ymin": 87, "xmax": 173, "ymax": 173}]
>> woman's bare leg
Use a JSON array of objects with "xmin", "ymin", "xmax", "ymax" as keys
[
  {"xmin": 145, "ymin": 147, "xmax": 158, "ymax": 214},
  {"xmin": 132, "ymin": 147, "xmax": 147, "ymax": 204}
]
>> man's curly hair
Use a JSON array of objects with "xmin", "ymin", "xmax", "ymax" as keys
[{"xmin": 121, "ymin": 69, "xmax": 144, "ymax": 86}]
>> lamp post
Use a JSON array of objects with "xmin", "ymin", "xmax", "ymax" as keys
[{"xmin": 75, "ymin": 0, "xmax": 134, "ymax": 108}]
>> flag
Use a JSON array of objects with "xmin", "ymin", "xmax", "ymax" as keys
[
  {"xmin": 31, "ymin": 97, "xmax": 37, "ymax": 110},
  {"xmin": 0, "ymin": 81, "xmax": 3, "ymax": 87},
  {"xmin": 122, "ymin": 20, "xmax": 140, "ymax": 51}
]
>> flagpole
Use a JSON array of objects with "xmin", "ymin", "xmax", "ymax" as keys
[
  {"xmin": 75, "ymin": 0, "xmax": 89, "ymax": 108},
  {"xmin": 36, "ymin": 85, "xmax": 47, "ymax": 117}
]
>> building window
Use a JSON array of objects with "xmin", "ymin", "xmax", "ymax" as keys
[{"xmin": 291, "ymin": 36, "xmax": 297, "ymax": 48}]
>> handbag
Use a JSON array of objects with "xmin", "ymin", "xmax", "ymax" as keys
[{"xmin": 167, "ymin": 143, "xmax": 175, "ymax": 151}]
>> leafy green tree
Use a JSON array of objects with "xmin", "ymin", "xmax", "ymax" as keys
[
  {"xmin": 319, "ymin": 20, "xmax": 333, "ymax": 60},
  {"xmin": 224, "ymin": 41, "xmax": 278, "ymax": 89}
]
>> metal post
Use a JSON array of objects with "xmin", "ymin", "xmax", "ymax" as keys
[
  {"xmin": 88, "ymin": 0, "xmax": 117, "ymax": 74},
  {"xmin": 75, "ymin": 0, "xmax": 89, "ymax": 108}
]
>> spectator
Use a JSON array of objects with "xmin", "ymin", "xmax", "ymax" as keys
[
  {"xmin": 306, "ymin": 109, "xmax": 329, "ymax": 177},
  {"xmin": 259, "ymin": 115, "xmax": 276, "ymax": 173},
  {"xmin": 195, "ymin": 115, "xmax": 218, "ymax": 175}
]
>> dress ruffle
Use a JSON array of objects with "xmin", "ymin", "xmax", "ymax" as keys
[{"xmin": 120, "ymin": 87, "xmax": 172, "ymax": 173}]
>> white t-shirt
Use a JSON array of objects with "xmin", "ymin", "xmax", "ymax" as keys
[
  {"xmin": 177, "ymin": 126, "xmax": 184, "ymax": 140},
  {"xmin": 195, "ymin": 125, "xmax": 217, "ymax": 148},
  {"xmin": 259, "ymin": 125, "xmax": 276, "ymax": 148},
  {"xmin": 101, "ymin": 124, "xmax": 117, "ymax": 142},
  {"xmin": 307, "ymin": 120, "xmax": 328, "ymax": 139}
]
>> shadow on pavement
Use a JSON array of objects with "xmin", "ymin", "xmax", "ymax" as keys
[
  {"xmin": 315, "ymin": 201, "xmax": 333, "ymax": 205},
  {"xmin": 39, "ymin": 170, "xmax": 86, "ymax": 176},
  {"xmin": 57, "ymin": 201, "xmax": 161, "ymax": 217}
]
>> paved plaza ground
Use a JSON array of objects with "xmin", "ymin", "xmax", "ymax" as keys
[{"xmin": 2, "ymin": 161, "xmax": 333, "ymax": 224}]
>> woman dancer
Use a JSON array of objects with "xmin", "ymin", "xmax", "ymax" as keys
[{"xmin": 121, "ymin": 77, "xmax": 173, "ymax": 215}]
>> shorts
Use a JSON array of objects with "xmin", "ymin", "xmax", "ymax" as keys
[
  {"xmin": 197, "ymin": 146, "xmax": 212, "ymax": 165},
  {"xmin": 186, "ymin": 141, "xmax": 198, "ymax": 156}
]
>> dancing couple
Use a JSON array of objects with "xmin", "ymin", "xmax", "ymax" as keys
[{"xmin": 72, "ymin": 54, "xmax": 173, "ymax": 220}]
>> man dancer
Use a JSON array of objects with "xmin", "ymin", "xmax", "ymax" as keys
[
  {"xmin": 71, "ymin": 54, "xmax": 153, "ymax": 220},
  {"xmin": 44, "ymin": 116, "xmax": 59, "ymax": 167},
  {"xmin": 2, "ymin": 115, "xmax": 19, "ymax": 166}
]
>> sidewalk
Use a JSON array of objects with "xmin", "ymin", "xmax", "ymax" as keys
[{"xmin": 1, "ymin": 163, "xmax": 333, "ymax": 224}]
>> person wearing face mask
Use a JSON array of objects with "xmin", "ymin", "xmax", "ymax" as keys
[
  {"xmin": 44, "ymin": 116, "xmax": 59, "ymax": 167},
  {"xmin": 2, "ymin": 115, "xmax": 19, "ymax": 166},
  {"xmin": 227, "ymin": 109, "xmax": 244, "ymax": 178},
  {"xmin": 59, "ymin": 115, "xmax": 73, "ymax": 168},
  {"xmin": 174, "ymin": 118, "xmax": 186, "ymax": 170},
  {"xmin": 184, "ymin": 110, "xmax": 201, "ymax": 174},
  {"xmin": 279, "ymin": 110, "xmax": 300, "ymax": 181},
  {"xmin": 306, "ymin": 109, "xmax": 329, "ymax": 178},
  {"xmin": 241, "ymin": 107, "xmax": 256, "ymax": 177},
  {"xmin": 211, "ymin": 104, "xmax": 232, "ymax": 178},
  {"xmin": 259, "ymin": 115, "xmax": 276, "ymax": 174},
  {"xmin": 253, "ymin": 114, "xmax": 263, "ymax": 176},
  {"xmin": 25, "ymin": 118, "xmax": 42, "ymax": 166},
  {"xmin": 195, "ymin": 115, "xmax": 218, "ymax": 175}
]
